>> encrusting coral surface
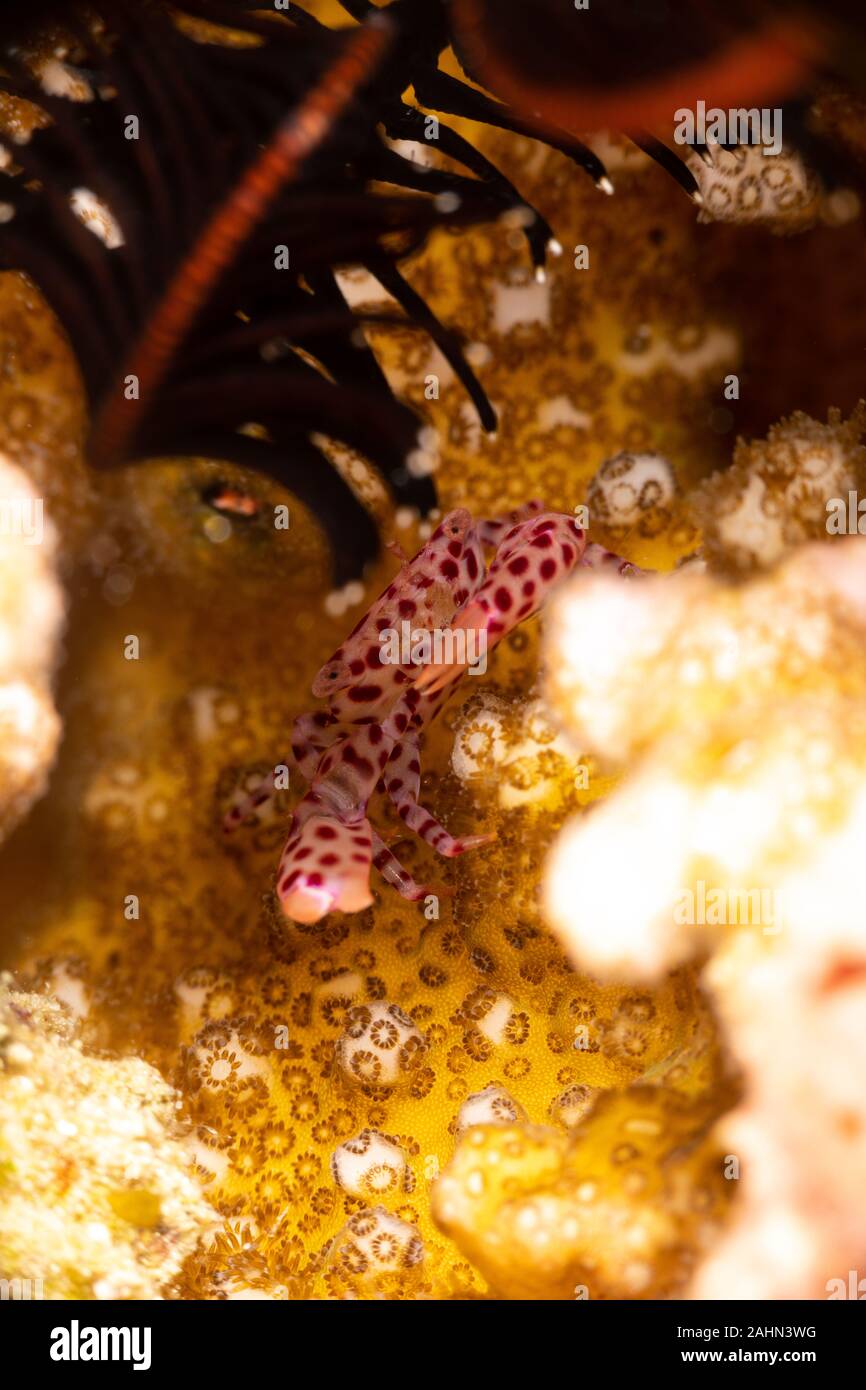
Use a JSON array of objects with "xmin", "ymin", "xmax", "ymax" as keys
[{"xmin": 0, "ymin": 975, "xmax": 216, "ymax": 1299}]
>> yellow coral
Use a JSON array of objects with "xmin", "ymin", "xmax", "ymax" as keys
[
  {"xmin": 0, "ymin": 976, "xmax": 215, "ymax": 1299},
  {"xmin": 432, "ymin": 1087, "xmax": 728, "ymax": 1300},
  {"xmin": 689, "ymin": 406, "xmax": 866, "ymax": 575},
  {"xmin": 685, "ymin": 143, "xmax": 822, "ymax": 233}
]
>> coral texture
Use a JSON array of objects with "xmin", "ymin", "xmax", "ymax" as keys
[
  {"xmin": 685, "ymin": 144, "xmax": 822, "ymax": 233},
  {"xmin": 0, "ymin": 450, "xmax": 64, "ymax": 842},
  {"xmin": 586, "ymin": 450, "xmax": 678, "ymax": 542},
  {"xmin": 0, "ymin": 976, "xmax": 215, "ymax": 1299},
  {"xmin": 433, "ymin": 1086, "xmax": 727, "ymax": 1300},
  {"xmin": 543, "ymin": 537, "xmax": 866, "ymax": 1296},
  {"xmin": 690, "ymin": 407, "xmax": 866, "ymax": 575}
]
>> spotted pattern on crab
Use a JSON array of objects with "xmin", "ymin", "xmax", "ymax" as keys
[
  {"xmin": 414, "ymin": 511, "xmax": 588, "ymax": 695},
  {"xmin": 310, "ymin": 508, "xmax": 487, "ymax": 722},
  {"xmin": 276, "ymin": 813, "xmax": 374, "ymax": 924},
  {"xmin": 383, "ymin": 734, "xmax": 495, "ymax": 858},
  {"xmin": 224, "ymin": 503, "xmax": 644, "ymax": 922}
]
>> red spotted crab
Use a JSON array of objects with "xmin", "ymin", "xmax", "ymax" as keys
[{"xmin": 225, "ymin": 502, "xmax": 641, "ymax": 922}]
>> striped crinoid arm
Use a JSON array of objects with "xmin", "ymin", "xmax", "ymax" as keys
[{"xmin": 87, "ymin": 12, "xmax": 396, "ymax": 468}]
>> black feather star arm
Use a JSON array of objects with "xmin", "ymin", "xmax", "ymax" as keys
[
  {"xmin": 5, "ymin": 1, "xmax": 839, "ymax": 583},
  {"xmin": 0, "ymin": 0, "xmax": 541, "ymax": 582},
  {"xmin": 320, "ymin": 0, "xmax": 866, "ymax": 226}
]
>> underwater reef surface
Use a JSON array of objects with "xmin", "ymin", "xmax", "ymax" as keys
[{"xmin": 1, "ymin": 4, "xmax": 866, "ymax": 1297}]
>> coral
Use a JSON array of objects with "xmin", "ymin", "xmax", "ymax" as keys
[
  {"xmin": 543, "ymin": 538, "xmax": 866, "ymax": 1296},
  {"xmin": 165, "ymin": 886, "xmax": 724, "ymax": 1300},
  {"xmin": 0, "ymin": 450, "xmax": 63, "ymax": 842},
  {"xmin": 685, "ymin": 143, "xmax": 822, "ymax": 233},
  {"xmin": 546, "ymin": 534, "xmax": 866, "ymax": 771},
  {"xmin": 689, "ymin": 406, "xmax": 866, "ymax": 575},
  {"xmin": 0, "ymin": 976, "xmax": 215, "ymax": 1299},
  {"xmin": 322, "ymin": 1206, "xmax": 425, "ymax": 1299},
  {"xmin": 432, "ymin": 1087, "xmax": 728, "ymax": 1300},
  {"xmin": 691, "ymin": 929, "xmax": 866, "ymax": 1300},
  {"xmin": 336, "ymin": 1003, "xmax": 428, "ymax": 1091},
  {"xmin": 331, "ymin": 1129, "xmax": 409, "ymax": 1199},
  {"xmin": 455, "ymin": 1083, "xmax": 526, "ymax": 1134},
  {"xmin": 586, "ymin": 450, "xmax": 678, "ymax": 542}
]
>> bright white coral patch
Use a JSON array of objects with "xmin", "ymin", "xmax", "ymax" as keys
[
  {"xmin": 0, "ymin": 978, "xmax": 215, "ymax": 1299},
  {"xmin": 542, "ymin": 535, "xmax": 866, "ymax": 1294},
  {"xmin": 451, "ymin": 694, "xmax": 576, "ymax": 808},
  {"xmin": 690, "ymin": 406, "xmax": 866, "ymax": 574},
  {"xmin": 0, "ymin": 453, "xmax": 64, "ymax": 842},
  {"xmin": 544, "ymin": 540, "xmax": 866, "ymax": 977},
  {"xmin": 685, "ymin": 143, "xmax": 821, "ymax": 231},
  {"xmin": 331, "ymin": 1129, "xmax": 407, "ymax": 1198},
  {"xmin": 36, "ymin": 58, "xmax": 94, "ymax": 102},
  {"xmin": 327, "ymin": 1207, "xmax": 424, "ymax": 1281},
  {"xmin": 336, "ymin": 1002, "xmax": 428, "ymax": 1089},
  {"xmin": 546, "ymin": 772, "xmax": 696, "ymax": 980},
  {"xmin": 456, "ymin": 1084, "xmax": 526, "ymax": 1134},
  {"xmin": 587, "ymin": 451, "xmax": 677, "ymax": 538}
]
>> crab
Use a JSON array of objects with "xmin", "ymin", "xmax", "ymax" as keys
[{"xmin": 224, "ymin": 502, "xmax": 643, "ymax": 923}]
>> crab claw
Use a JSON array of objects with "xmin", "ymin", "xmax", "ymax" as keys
[
  {"xmin": 416, "ymin": 512, "xmax": 586, "ymax": 694},
  {"xmin": 277, "ymin": 814, "xmax": 374, "ymax": 923},
  {"xmin": 413, "ymin": 601, "xmax": 490, "ymax": 695},
  {"xmin": 442, "ymin": 830, "xmax": 497, "ymax": 855}
]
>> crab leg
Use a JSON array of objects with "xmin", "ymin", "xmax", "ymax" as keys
[
  {"xmin": 277, "ymin": 807, "xmax": 376, "ymax": 923},
  {"xmin": 311, "ymin": 508, "xmax": 485, "ymax": 722},
  {"xmin": 273, "ymin": 723, "xmax": 393, "ymax": 922},
  {"xmin": 222, "ymin": 712, "xmax": 354, "ymax": 834},
  {"xmin": 263, "ymin": 505, "xmax": 650, "ymax": 924},
  {"xmin": 222, "ymin": 757, "xmax": 294, "ymax": 834},
  {"xmin": 383, "ymin": 734, "xmax": 495, "ymax": 856},
  {"xmin": 581, "ymin": 542, "xmax": 646, "ymax": 577},
  {"xmin": 370, "ymin": 829, "xmax": 451, "ymax": 902},
  {"xmin": 290, "ymin": 710, "xmax": 355, "ymax": 780}
]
